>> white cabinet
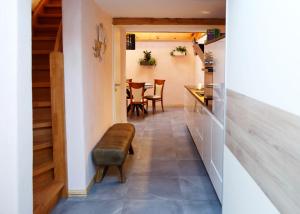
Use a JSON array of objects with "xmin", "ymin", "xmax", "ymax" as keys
[
  {"xmin": 184, "ymin": 89, "xmax": 224, "ymax": 203},
  {"xmin": 210, "ymin": 117, "xmax": 224, "ymax": 201},
  {"xmin": 202, "ymin": 108, "xmax": 212, "ymax": 171},
  {"xmin": 184, "ymin": 90, "xmax": 203, "ymax": 155}
]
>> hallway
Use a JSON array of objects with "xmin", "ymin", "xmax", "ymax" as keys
[{"xmin": 52, "ymin": 108, "xmax": 221, "ymax": 214}]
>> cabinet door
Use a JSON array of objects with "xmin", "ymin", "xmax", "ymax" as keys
[
  {"xmin": 185, "ymin": 91, "xmax": 195, "ymax": 137},
  {"xmin": 194, "ymin": 105, "xmax": 204, "ymax": 158},
  {"xmin": 184, "ymin": 90, "xmax": 192, "ymax": 129},
  {"xmin": 210, "ymin": 118, "xmax": 224, "ymax": 202},
  {"xmin": 202, "ymin": 109, "xmax": 212, "ymax": 172}
]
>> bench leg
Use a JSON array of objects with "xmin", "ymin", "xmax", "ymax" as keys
[
  {"xmin": 118, "ymin": 165, "xmax": 126, "ymax": 183},
  {"xmin": 129, "ymin": 144, "xmax": 134, "ymax": 155},
  {"xmin": 95, "ymin": 166, "xmax": 108, "ymax": 183}
]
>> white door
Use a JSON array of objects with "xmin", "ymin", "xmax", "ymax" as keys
[{"xmin": 112, "ymin": 26, "xmax": 126, "ymax": 123}]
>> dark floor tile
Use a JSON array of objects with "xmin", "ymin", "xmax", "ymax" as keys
[
  {"xmin": 176, "ymin": 146, "xmax": 201, "ymax": 160},
  {"xmin": 136, "ymin": 144, "xmax": 177, "ymax": 160},
  {"xmin": 177, "ymin": 160, "xmax": 207, "ymax": 176},
  {"xmin": 123, "ymin": 200, "xmax": 183, "ymax": 214},
  {"xmin": 52, "ymin": 107, "xmax": 220, "ymax": 214},
  {"xmin": 87, "ymin": 178, "xmax": 129, "ymax": 200},
  {"xmin": 51, "ymin": 200, "xmax": 123, "ymax": 214},
  {"xmin": 127, "ymin": 176, "xmax": 182, "ymax": 200},
  {"xmin": 181, "ymin": 200, "xmax": 221, "ymax": 214},
  {"xmin": 130, "ymin": 160, "xmax": 179, "ymax": 176},
  {"xmin": 179, "ymin": 176, "xmax": 218, "ymax": 201}
]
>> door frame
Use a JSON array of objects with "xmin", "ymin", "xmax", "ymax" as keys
[{"xmin": 112, "ymin": 26, "xmax": 127, "ymax": 123}]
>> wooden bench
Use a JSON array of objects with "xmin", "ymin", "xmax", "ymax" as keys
[{"xmin": 92, "ymin": 123, "xmax": 135, "ymax": 183}]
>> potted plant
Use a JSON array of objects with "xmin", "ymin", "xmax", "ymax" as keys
[
  {"xmin": 170, "ymin": 46, "xmax": 187, "ymax": 56},
  {"xmin": 139, "ymin": 50, "xmax": 157, "ymax": 66}
]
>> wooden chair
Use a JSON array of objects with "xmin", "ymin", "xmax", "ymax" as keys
[
  {"xmin": 145, "ymin": 79, "xmax": 165, "ymax": 113},
  {"xmin": 126, "ymin": 79, "xmax": 133, "ymax": 113},
  {"xmin": 128, "ymin": 82, "xmax": 147, "ymax": 117}
]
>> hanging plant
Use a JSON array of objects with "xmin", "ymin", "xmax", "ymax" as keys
[
  {"xmin": 170, "ymin": 46, "xmax": 187, "ymax": 56},
  {"xmin": 139, "ymin": 50, "xmax": 157, "ymax": 66}
]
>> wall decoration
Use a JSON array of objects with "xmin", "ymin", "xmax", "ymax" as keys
[
  {"xmin": 139, "ymin": 50, "xmax": 157, "ymax": 66},
  {"xmin": 126, "ymin": 34, "xmax": 136, "ymax": 50},
  {"xmin": 93, "ymin": 23, "xmax": 107, "ymax": 61},
  {"xmin": 170, "ymin": 46, "xmax": 187, "ymax": 56}
]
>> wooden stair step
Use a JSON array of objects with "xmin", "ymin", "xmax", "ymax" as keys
[
  {"xmin": 33, "ymin": 120, "xmax": 52, "ymax": 129},
  {"xmin": 33, "ymin": 161, "xmax": 55, "ymax": 177},
  {"xmin": 34, "ymin": 24, "xmax": 60, "ymax": 29},
  {"xmin": 33, "ymin": 141, "xmax": 53, "ymax": 151},
  {"xmin": 33, "ymin": 24, "xmax": 60, "ymax": 36},
  {"xmin": 32, "ymin": 82, "xmax": 50, "ymax": 88},
  {"xmin": 43, "ymin": 4, "xmax": 62, "ymax": 14},
  {"xmin": 37, "ymin": 13, "xmax": 62, "ymax": 25},
  {"xmin": 34, "ymin": 181, "xmax": 64, "ymax": 214},
  {"xmin": 33, "ymin": 101, "xmax": 51, "ymax": 107},
  {"xmin": 32, "ymin": 50, "xmax": 51, "ymax": 55},
  {"xmin": 45, "ymin": 3, "xmax": 62, "ymax": 8},
  {"xmin": 33, "ymin": 36, "xmax": 56, "ymax": 41},
  {"xmin": 39, "ymin": 13, "xmax": 62, "ymax": 18},
  {"xmin": 32, "ymin": 64, "xmax": 50, "ymax": 71}
]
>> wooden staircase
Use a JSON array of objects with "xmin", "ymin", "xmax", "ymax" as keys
[{"xmin": 32, "ymin": 0, "xmax": 67, "ymax": 213}]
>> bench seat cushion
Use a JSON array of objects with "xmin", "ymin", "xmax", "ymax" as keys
[{"xmin": 92, "ymin": 123, "xmax": 135, "ymax": 166}]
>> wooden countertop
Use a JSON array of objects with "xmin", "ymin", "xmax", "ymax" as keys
[{"xmin": 184, "ymin": 85, "xmax": 213, "ymax": 113}]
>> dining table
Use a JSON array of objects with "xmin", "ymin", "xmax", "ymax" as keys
[{"xmin": 126, "ymin": 82, "xmax": 154, "ymax": 115}]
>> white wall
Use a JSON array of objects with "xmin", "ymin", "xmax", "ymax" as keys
[
  {"xmin": 63, "ymin": 0, "xmax": 113, "ymax": 191},
  {"xmin": 0, "ymin": 0, "xmax": 32, "ymax": 213},
  {"xmin": 82, "ymin": 0, "xmax": 113, "ymax": 187},
  {"xmin": 63, "ymin": 0, "xmax": 86, "ymax": 191},
  {"xmin": 126, "ymin": 42, "xmax": 196, "ymax": 106},
  {"xmin": 223, "ymin": 0, "xmax": 300, "ymax": 213}
]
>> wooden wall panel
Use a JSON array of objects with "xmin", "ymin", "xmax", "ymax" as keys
[
  {"xmin": 113, "ymin": 18, "xmax": 225, "ymax": 25},
  {"xmin": 226, "ymin": 89, "xmax": 300, "ymax": 213}
]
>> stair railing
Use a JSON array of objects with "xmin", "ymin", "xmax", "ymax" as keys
[
  {"xmin": 32, "ymin": 0, "xmax": 49, "ymax": 27},
  {"xmin": 49, "ymin": 20, "xmax": 68, "ymax": 197}
]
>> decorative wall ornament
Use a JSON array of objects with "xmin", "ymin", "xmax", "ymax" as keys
[{"xmin": 93, "ymin": 23, "xmax": 107, "ymax": 61}]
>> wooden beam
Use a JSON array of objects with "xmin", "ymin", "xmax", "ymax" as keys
[
  {"xmin": 129, "ymin": 32, "xmax": 205, "ymax": 42},
  {"xmin": 192, "ymin": 32, "xmax": 205, "ymax": 41},
  {"xmin": 113, "ymin": 18, "xmax": 225, "ymax": 26}
]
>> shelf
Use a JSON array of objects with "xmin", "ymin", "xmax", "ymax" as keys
[
  {"xmin": 202, "ymin": 67, "xmax": 214, "ymax": 72},
  {"xmin": 205, "ymin": 35, "xmax": 225, "ymax": 45}
]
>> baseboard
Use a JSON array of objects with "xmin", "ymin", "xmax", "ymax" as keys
[{"xmin": 68, "ymin": 174, "xmax": 95, "ymax": 197}]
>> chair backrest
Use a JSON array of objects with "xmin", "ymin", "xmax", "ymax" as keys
[
  {"xmin": 129, "ymin": 82, "xmax": 145, "ymax": 102},
  {"xmin": 154, "ymin": 79, "xmax": 165, "ymax": 97},
  {"xmin": 126, "ymin": 79, "xmax": 133, "ymax": 92}
]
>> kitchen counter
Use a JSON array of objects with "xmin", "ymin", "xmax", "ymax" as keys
[
  {"xmin": 184, "ymin": 85, "xmax": 213, "ymax": 113},
  {"xmin": 184, "ymin": 85, "xmax": 224, "ymax": 201}
]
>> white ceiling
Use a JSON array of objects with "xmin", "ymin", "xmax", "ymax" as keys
[{"xmin": 95, "ymin": 0, "xmax": 226, "ymax": 18}]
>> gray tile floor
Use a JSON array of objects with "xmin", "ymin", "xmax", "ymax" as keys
[{"xmin": 52, "ymin": 107, "xmax": 221, "ymax": 214}]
